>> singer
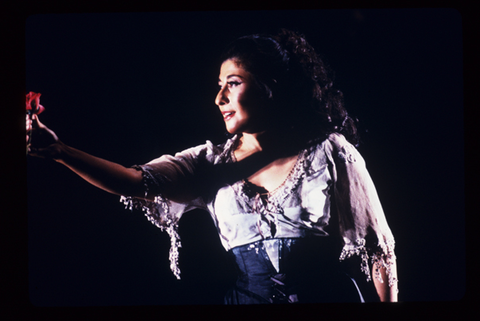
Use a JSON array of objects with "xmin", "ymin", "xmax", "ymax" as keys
[{"xmin": 27, "ymin": 29, "xmax": 397, "ymax": 304}]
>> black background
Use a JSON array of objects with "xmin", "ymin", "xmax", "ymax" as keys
[{"xmin": 13, "ymin": 7, "xmax": 468, "ymax": 315}]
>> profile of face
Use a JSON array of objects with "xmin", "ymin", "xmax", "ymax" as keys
[{"xmin": 215, "ymin": 59, "xmax": 267, "ymax": 135}]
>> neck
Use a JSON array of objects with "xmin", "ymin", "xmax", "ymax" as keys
[
  {"xmin": 237, "ymin": 128, "xmax": 298, "ymax": 157},
  {"xmin": 237, "ymin": 125, "xmax": 310, "ymax": 160},
  {"xmin": 239, "ymin": 131, "xmax": 267, "ymax": 153}
]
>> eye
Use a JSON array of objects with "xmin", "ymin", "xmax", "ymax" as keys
[{"xmin": 227, "ymin": 81, "xmax": 242, "ymax": 87}]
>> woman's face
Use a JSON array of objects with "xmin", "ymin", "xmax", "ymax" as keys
[{"xmin": 215, "ymin": 59, "xmax": 266, "ymax": 135}]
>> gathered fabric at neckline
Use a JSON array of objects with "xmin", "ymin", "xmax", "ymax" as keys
[{"xmin": 228, "ymin": 134, "xmax": 309, "ymax": 201}]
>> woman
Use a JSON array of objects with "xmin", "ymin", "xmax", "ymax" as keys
[{"xmin": 27, "ymin": 29, "xmax": 397, "ymax": 304}]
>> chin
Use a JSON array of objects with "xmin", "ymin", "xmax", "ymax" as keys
[
  {"xmin": 227, "ymin": 130, "xmax": 242, "ymax": 136},
  {"xmin": 225, "ymin": 123, "xmax": 243, "ymax": 135},
  {"xmin": 224, "ymin": 125, "xmax": 235, "ymax": 134}
]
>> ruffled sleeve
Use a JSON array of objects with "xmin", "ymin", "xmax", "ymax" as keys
[
  {"xmin": 324, "ymin": 133, "xmax": 397, "ymax": 289},
  {"xmin": 119, "ymin": 141, "xmax": 222, "ymax": 279}
]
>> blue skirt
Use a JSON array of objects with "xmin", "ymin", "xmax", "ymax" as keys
[{"xmin": 224, "ymin": 238, "xmax": 372, "ymax": 304}]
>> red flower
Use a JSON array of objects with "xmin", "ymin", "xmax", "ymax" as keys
[{"xmin": 26, "ymin": 91, "xmax": 45, "ymax": 115}]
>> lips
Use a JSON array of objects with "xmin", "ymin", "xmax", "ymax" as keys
[{"xmin": 222, "ymin": 111, "xmax": 235, "ymax": 121}]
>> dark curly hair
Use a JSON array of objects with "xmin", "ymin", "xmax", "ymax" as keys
[{"xmin": 220, "ymin": 28, "xmax": 359, "ymax": 146}]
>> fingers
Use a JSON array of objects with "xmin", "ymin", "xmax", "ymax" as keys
[
  {"xmin": 31, "ymin": 114, "xmax": 51, "ymax": 133},
  {"xmin": 27, "ymin": 114, "xmax": 43, "ymax": 130},
  {"xmin": 26, "ymin": 114, "xmax": 32, "ymax": 131},
  {"xmin": 28, "ymin": 141, "xmax": 47, "ymax": 158},
  {"xmin": 28, "ymin": 146, "xmax": 44, "ymax": 158},
  {"xmin": 32, "ymin": 114, "xmax": 42, "ymax": 128},
  {"xmin": 26, "ymin": 113, "xmax": 62, "ymax": 159},
  {"xmin": 26, "ymin": 114, "xmax": 33, "ymax": 144}
]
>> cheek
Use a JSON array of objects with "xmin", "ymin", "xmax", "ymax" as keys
[{"xmin": 237, "ymin": 87, "xmax": 266, "ymax": 115}]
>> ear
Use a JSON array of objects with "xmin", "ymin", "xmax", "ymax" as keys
[{"xmin": 266, "ymin": 79, "xmax": 277, "ymax": 100}]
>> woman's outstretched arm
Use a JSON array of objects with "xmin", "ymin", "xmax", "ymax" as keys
[
  {"xmin": 55, "ymin": 143, "xmax": 145, "ymax": 198},
  {"xmin": 28, "ymin": 114, "xmax": 146, "ymax": 199}
]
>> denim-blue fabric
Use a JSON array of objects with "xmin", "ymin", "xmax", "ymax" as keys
[{"xmin": 224, "ymin": 238, "xmax": 367, "ymax": 304}]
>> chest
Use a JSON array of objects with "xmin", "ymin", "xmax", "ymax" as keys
[
  {"xmin": 209, "ymin": 144, "xmax": 333, "ymax": 250},
  {"xmin": 235, "ymin": 148, "xmax": 298, "ymax": 192},
  {"xmin": 245, "ymin": 155, "xmax": 299, "ymax": 193}
]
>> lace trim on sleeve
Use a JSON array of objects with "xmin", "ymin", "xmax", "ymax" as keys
[
  {"xmin": 119, "ymin": 165, "xmax": 182, "ymax": 280},
  {"xmin": 372, "ymin": 239, "xmax": 397, "ymax": 288},
  {"xmin": 339, "ymin": 238, "xmax": 397, "ymax": 288}
]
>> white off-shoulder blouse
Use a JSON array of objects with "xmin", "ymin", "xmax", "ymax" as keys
[{"xmin": 120, "ymin": 133, "xmax": 397, "ymax": 289}]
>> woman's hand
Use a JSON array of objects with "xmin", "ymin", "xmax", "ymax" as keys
[
  {"xmin": 27, "ymin": 114, "xmax": 62, "ymax": 159},
  {"xmin": 26, "ymin": 113, "xmax": 145, "ymax": 197}
]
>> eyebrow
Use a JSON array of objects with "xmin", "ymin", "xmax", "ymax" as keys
[{"xmin": 218, "ymin": 74, "xmax": 246, "ymax": 84}]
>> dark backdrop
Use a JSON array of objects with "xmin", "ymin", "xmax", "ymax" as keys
[{"xmin": 25, "ymin": 9, "xmax": 464, "ymax": 307}]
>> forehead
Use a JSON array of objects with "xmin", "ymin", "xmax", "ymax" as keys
[{"xmin": 219, "ymin": 59, "xmax": 249, "ymax": 79}]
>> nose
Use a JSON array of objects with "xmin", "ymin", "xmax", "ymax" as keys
[{"xmin": 215, "ymin": 85, "xmax": 229, "ymax": 107}]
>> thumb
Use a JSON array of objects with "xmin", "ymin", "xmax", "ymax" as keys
[{"xmin": 32, "ymin": 114, "xmax": 44, "ymax": 129}]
